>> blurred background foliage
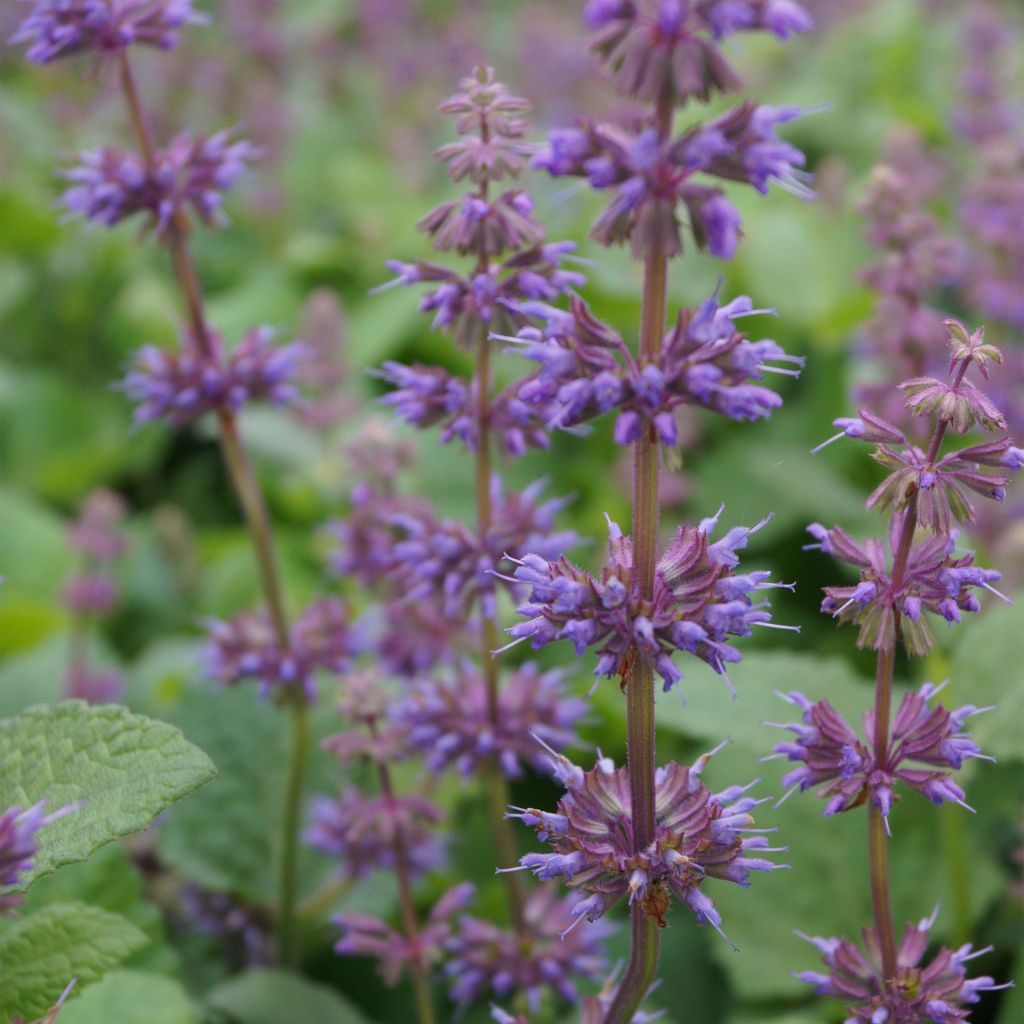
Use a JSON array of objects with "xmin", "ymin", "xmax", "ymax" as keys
[{"xmin": 0, "ymin": 1, "xmax": 1021, "ymax": 1022}]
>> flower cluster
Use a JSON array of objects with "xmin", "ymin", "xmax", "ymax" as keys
[
  {"xmin": 507, "ymin": 744, "xmax": 784, "ymax": 940},
  {"xmin": 13, "ymin": 0, "xmax": 205, "ymax": 64},
  {"xmin": 1, "ymin": 801, "xmax": 79, "ymax": 894},
  {"xmin": 804, "ymin": 520, "xmax": 1007, "ymax": 655},
  {"xmin": 512, "ymin": 289, "xmax": 803, "ymax": 437},
  {"xmin": 62, "ymin": 130, "xmax": 259, "ymax": 235},
  {"xmin": 334, "ymin": 883, "xmax": 474, "ymax": 986},
  {"xmin": 533, "ymin": 102, "xmax": 817, "ymax": 259},
  {"xmin": 394, "ymin": 662, "xmax": 587, "ymax": 778},
  {"xmin": 305, "ymin": 790, "xmax": 446, "ymax": 883},
  {"xmin": 505, "ymin": 507, "xmax": 791, "ymax": 693},
  {"xmin": 584, "ymin": 0, "xmax": 812, "ymax": 104},
  {"xmin": 766, "ymin": 682, "xmax": 991, "ymax": 830},
  {"xmin": 202, "ymin": 598, "xmax": 355, "ymax": 701},
  {"xmin": 445, "ymin": 885, "xmax": 610, "ymax": 1009},
  {"xmin": 375, "ymin": 361, "xmax": 557, "ymax": 456},
  {"xmin": 796, "ymin": 910, "xmax": 1010, "ymax": 1023},
  {"xmin": 334, "ymin": 476, "xmax": 579, "ymax": 621},
  {"xmin": 373, "ymin": 245, "xmax": 585, "ymax": 348},
  {"xmin": 855, "ymin": 139, "xmax": 963, "ymax": 426},
  {"xmin": 61, "ymin": 489, "xmax": 127, "ymax": 616},
  {"xmin": 122, "ymin": 326, "xmax": 306, "ymax": 427}
]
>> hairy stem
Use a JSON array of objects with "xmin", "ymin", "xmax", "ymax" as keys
[
  {"xmin": 474, "ymin": 311, "xmax": 527, "ymax": 934},
  {"xmin": 118, "ymin": 52, "xmax": 306, "ymax": 964},
  {"xmin": 868, "ymin": 358, "xmax": 969, "ymax": 985},
  {"xmin": 605, "ymin": 96, "xmax": 673, "ymax": 1024},
  {"xmin": 375, "ymin": 753, "xmax": 437, "ymax": 1024},
  {"xmin": 869, "ymin": 643, "xmax": 898, "ymax": 980}
]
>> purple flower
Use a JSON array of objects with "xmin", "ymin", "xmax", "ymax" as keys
[
  {"xmin": 67, "ymin": 489, "xmax": 127, "ymax": 561},
  {"xmin": 64, "ymin": 662, "xmax": 124, "ymax": 704},
  {"xmin": 584, "ymin": 0, "xmax": 811, "ymax": 104},
  {"xmin": 334, "ymin": 477, "xmax": 578, "ymax": 622},
  {"xmin": 62, "ymin": 130, "xmax": 258, "ymax": 234},
  {"xmin": 12, "ymin": 0, "xmax": 206, "ymax": 64},
  {"xmin": 334, "ymin": 882, "xmax": 474, "ymax": 986},
  {"xmin": 418, "ymin": 190, "xmax": 545, "ymax": 256},
  {"xmin": 61, "ymin": 572, "xmax": 118, "ymax": 615},
  {"xmin": 806, "ymin": 521, "xmax": 1009, "ymax": 655},
  {"xmin": 121, "ymin": 325, "xmax": 306, "ymax": 428},
  {"xmin": 766, "ymin": 682, "xmax": 992, "ymax": 831},
  {"xmin": 796, "ymin": 909, "xmax": 1011, "ymax": 1022},
  {"xmin": 394, "ymin": 662, "xmax": 587, "ymax": 778},
  {"xmin": 533, "ymin": 107, "xmax": 816, "ymax": 259},
  {"xmin": 506, "ymin": 744, "xmax": 785, "ymax": 942},
  {"xmin": 446, "ymin": 885, "xmax": 610, "ymax": 1009},
  {"xmin": 304, "ymin": 789, "xmax": 445, "ymax": 882},
  {"xmin": 434, "ymin": 67, "xmax": 532, "ymax": 185},
  {"xmin": 504, "ymin": 507, "xmax": 793, "ymax": 694},
  {"xmin": 1, "ymin": 800, "xmax": 80, "ymax": 891},
  {"xmin": 513, "ymin": 290, "xmax": 801, "ymax": 436},
  {"xmin": 202, "ymin": 597, "xmax": 355, "ymax": 702}
]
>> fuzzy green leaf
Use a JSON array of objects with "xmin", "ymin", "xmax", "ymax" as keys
[
  {"xmin": 0, "ymin": 702, "xmax": 216, "ymax": 891},
  {"xmin": 205, "ymin": 969, "xmax": 371, "ymax": 1024},
  {"xmin": 0, "ymin": 902, "xmax": 148, "ymax": 1023},
  {"xmin": 57, "ymin": 970, "xmax": 196, "ymax": 1024}
]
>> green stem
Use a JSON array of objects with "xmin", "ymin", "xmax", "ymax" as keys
[
  {"xmin": 375, "ymin": 753, "xmax": 437, "ymax": 1024},
  {"xmin": 117, "ymin": 52, "xmax": 305, "ymax": 965}
]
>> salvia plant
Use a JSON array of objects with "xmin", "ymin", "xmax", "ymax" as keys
[{"xmin": 2, "ymin": 2, "xmax": 1021, "ymax": 1024}]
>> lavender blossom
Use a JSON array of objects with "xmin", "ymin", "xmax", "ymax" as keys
[
  {"xmin": 584, "ymin": 0, "xmax": 811, "ymax": 104},
  {"xmin": 334, "ymin": 882, "xmax": 474, "ymax": 986},
  {"xmin": 122, "ymin": 326, "xmax": 305, "ymax": 428},
  {"xmin": 1, "ymin": 800, "xmax": 80, "ymax": 891},
  {"xmin": 506, "ymin": 744, "xmax": 785, "ymax": 941},
  {"xmin": 796, "ymin": 909, "xmax": 1011, "ymax": 1023},
  {"xmin": 395, "ymin": 662, "xmax": 587, "ymax": 778},
  {"xmin": 67, "ymin": 489, "xmax": 127, "ymax": 560},
  {"xmin": 376, "ymin": 361, "xmax": 556, "ymax": 456},
  {"xmin": 62, "ymin": 130, "xmax": 258, "ymax": 234},
  {"xmin": 446, "ymin": 885, "xmax": 610, "ymax": 1010},
  {"xmin": 64, "ymin": 662, "xmax": 124, "ymax": 704},
  {"xmin": 533, "ymin": 102, "xmax": 818, "ymax": 259},
  {"xmin": 766, "ymin": 682, "xmax": 992, "ymax": 830},
  {"xmin": 202, "ymin": 597, "xmax": 355, "ymax": 701},
  {"xmin": 504, "ymin": 507, "xmax": 793, "ymax": 694},
  {"xmin": 335, "ymin": 476, "xmax": 578, "ymax": 622},
  {"xmin": 12, "ymin": 0, "xmax": 206, "ymax": 64},
  {"xmin": 805, "ymin": 520, "xmax": 1007, "ymax": 655},
  {"xmin": 61, "ymin": 572, "xmax": 118, "ymax": 615},
  {"xmin": 511, "ymin": 289, "xmax": 802, "ymax": 437},
  {"xmin": 305, "ymin": 790, "xmax": 446, "ymax": 882}
]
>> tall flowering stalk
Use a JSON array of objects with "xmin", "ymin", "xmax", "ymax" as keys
[
  {"xmin": 489, "ymin": 2, "xmax": 816, "ymax": 1019},
  {"xmin": 327, "ymin": 69, "xmax": 601, "ymax": 1018},
  {"xmin": 61, "ymin": 489, "xmax": 128, "ymax": 703},
  {"xmin": 780, "ymin": 319, "xmax": 1020, "ymax": 1021},
  {"xmin": 13, "ymin": 1, "xmax": 338, "ymax": 965}
]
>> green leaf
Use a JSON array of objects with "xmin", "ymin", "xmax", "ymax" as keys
[
  {"xmin": 0, "ymin": 902, "xmax": 148, "ymax": 1024},
  {"xmin": 157, "ymin": 686, "xmax": 337, "ymax": 904},
  {"xmin": 206, "ymin": 969, "xmax": 371, "ymax": 1024},
  {"xmin": 57, "ymin": 970, "xmax": 196, "ymax": 1024},
  {"xmin": 0, "ymin": 701, "xmax": 216, "ymax": 891}
]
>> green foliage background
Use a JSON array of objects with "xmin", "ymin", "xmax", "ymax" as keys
[{"xmin": 0, "ymin": 1, "xmax": 1020, "ymax": 1022}]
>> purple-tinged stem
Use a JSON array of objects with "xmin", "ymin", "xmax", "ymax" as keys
[
  {"xmin": 372, "ymin": 727, "xmax": 437, "ymax": 1024},
  {"xmin": 118, "ymin": 52, "xmax": 308, "ymax": 966},
  {"xmin": 867, "ymin": 358, "xmax": 970, "ymax": 986},
  {"xmin": 472, "ymin": 148, "xmax": 527, "ymax": 936},
  {"xmin": 604, "ymin": 95, "xmax": 673, "ymax": 1024}
]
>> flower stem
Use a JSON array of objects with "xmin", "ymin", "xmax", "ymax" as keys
[
  {"xmin": 474, "ymin": 316, "xmax": 527, "ymax": 936},
  {"xmin": 606, "ymin": 96, "xmax": 672, "ymax": 1024},
  {"xmin": 869, "ymin": 643, "xmax": 898, "ymax": 981},
  {"xmin": 118, "ymin": 52, "xmax": 306, "ymax": 965},
  {"xmin": 375, "ymin": 754, "xmax": 437, "ymax": 1024}
]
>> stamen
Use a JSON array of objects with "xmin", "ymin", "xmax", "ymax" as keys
[{"xmin": 810, "ymin": 430, "xmax": 846, "ymax": 455}]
